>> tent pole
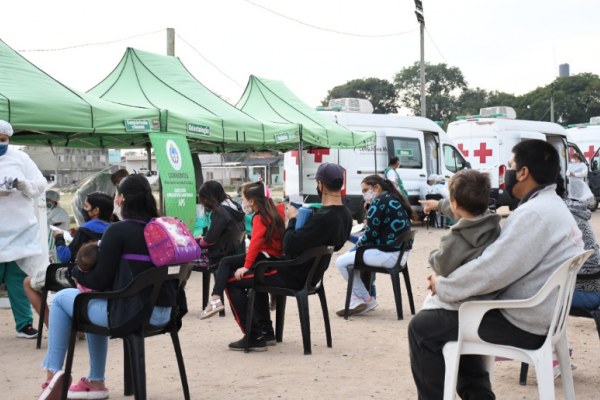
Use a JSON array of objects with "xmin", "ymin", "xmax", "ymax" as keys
[{"xmin": 298, "ymin": 136, "xmax": 304, "ymax": 196}]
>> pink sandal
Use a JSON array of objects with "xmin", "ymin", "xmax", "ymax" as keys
[
  {"xmin": 39, "ymin": 371, "xmax": 71, "ymax": 400},
  {"xmin": 67, "ymin": 377, "xmax": 109, "ymax": 399}
]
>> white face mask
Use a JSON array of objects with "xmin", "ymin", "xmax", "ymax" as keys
[
  {"xmin": 363, "ymin": 188, "xmax": 377, "ymax": 204},
  {"xmin": 242, "ymin": 201, "xmax": 254, "ymax": 215},
  {"xmin": 114, "ymin": 200, "xmax": 123, "ymax": 219}
]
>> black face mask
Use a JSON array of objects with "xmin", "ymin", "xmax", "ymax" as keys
[
  {"xmin": 504, "ymin": 170, "xmax": 518, "ymax": 198},
  {"xmin": 82, "ymin": 208, "xmax": 92, "ymax": 223},
  {"xmin": 316, "ymin": 185, "xmax": 323, "ymax": 200}
]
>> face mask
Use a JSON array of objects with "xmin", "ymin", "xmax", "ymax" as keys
[
  {"xmin": 242, "ymin": 201, "xmax": 254, "ymax": 215},
  {"xmin": 504, "ymin": 170, "xmax": 519, "ymax": 198},
  {"xmin": 363, "ymin": 188, "xmax": 377, "ymax": 204},
  {"xmin": 82, "ymin": 208, "xmax": 92, "ymax": 223},
  {"xmin": 114, "ymin": 203, "xmax": 122, "ymax": 219},
  {"xmin": 46, "ymin": 202, "xmax": 53, "ymax": 210},
  {"xmin": 0, "ymin": 143, "xmax": 7, "ymax": 157},
  {"xmin": 316, "ymin": 185, "xmax": 323, "ymax": 200}
]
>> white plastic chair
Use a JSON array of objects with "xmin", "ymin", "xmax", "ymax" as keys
[{"xmin": 442, "ymin": 250, "xmax": 592, "ymax": 400}]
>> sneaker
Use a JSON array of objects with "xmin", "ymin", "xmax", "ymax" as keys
[
  {"xmin": 17, "ymin": 324, "xmax": 38, "ymax": 339},
  {"xmin": 336, "ymin": 297, "xmax": 366, "ymax": 316},
  {"xmin": 264, "ymin": 331, "xmax": 276, "ymax": 346},
  {"xmin": 356, "ymin": 298, "xmax": 379, "ymax": 315},
  {"xmin": 67, "ymin": 377, "xmax": 109, "ymax": 399},
  {"xmin": 39, "ymin": 371, "xmax": 71, "ymax": 400},
  {"xmin": 228, "ymin": 335, "xmax": 268, "ymax": 352}
]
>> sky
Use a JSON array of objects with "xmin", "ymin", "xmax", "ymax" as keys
[{"xmin": 2, "ymin": 0, "xmax": 599, "ymax": 116}]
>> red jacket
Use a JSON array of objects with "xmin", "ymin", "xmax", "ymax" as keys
[{"xmin": 245, "ymin": 213, "xmax": 284, "ymax": 268}]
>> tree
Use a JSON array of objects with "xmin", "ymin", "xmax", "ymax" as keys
[
  {"xmin": 394, "ymin": 62, "xmax": 467, "ymax": 121},
  {"xmin": 454, "ymin": 88, "xmax": 516, "ymax": 121},
  {"xmin": 321, "ymin": 78, "xmax": 398, "ymax": 114}
]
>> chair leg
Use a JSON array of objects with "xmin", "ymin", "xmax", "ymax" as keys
[
  {"xmin": 37, "ymin": 288, "xmax": 49, "ymax": 349},
  {"xmin": 295, "ymin": 292, "xmax": 312, "ymax": 355},
  {"xmin": 60, "ymin": 328, "xmax": 78, "ymax": 400},
  {"xmin": 556, "ymin": 336, "xmax": 576, "ymax": 400},
  {"xmin": 343, "ymin": 266, "xmax": 355, "ymax": 320},
  {"xmin": 590, "ymin": 310, "xmax": 600, "ymax": 343},
  {"xmin": 390, "ymin": 271, "xmax": 404, "ymax": 320},
  {"xmin": 317, "ymin": 287, "xmax": 332, "ymax": 348},
  {"xmin": 275, "ymin": 296, "xmax": 287, "ymax": 343},
  {"xmin": 442, "ymin": 342, "xmax": 460, "ymax": 400},
  {"xmin": 532, "ymin": 349, "xmax": 556, "ymax": 400},
  {"xmin": 482, "ymin": 355, "xmax": 495, "ymax": 386},
  {"xmin": 401, "ymin": 266, "xmax": 416, "ymax": 315},
  {"xmin": 123, "ymin": 340, "xmax": 134, "ymax": 396},
  {"xmin": 202, "ymin": 271, "xmax": 210, "ymax": 310},
  {"xmin": 170, "ymin": 327, "xmax": 191, "ymax": 400},
  {"xmin": 519, "ymin": 362, "xmax": 529, "ymax": 386},
  {"xmin": 125, "ymin": 331, "xmax": 147, "ymax": 400},
  {"xmin": 244, "ymin": 289, "xmax": 255, "ymax": 353}
]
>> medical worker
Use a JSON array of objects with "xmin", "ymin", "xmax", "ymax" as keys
[
  {"xmin": 46, "ymin": 190, "xmax": 70, "ymax": 230},
  {"xmin": 567, "ymin": 153, "xmax": 594, "ymax": 202},
  {"xmin": 71, "ymin": 166, "xmax": 128, "ymax": 226},
  {"xmin": 0, "ymin": 120, "xmax": 47, "ymax": 339}
]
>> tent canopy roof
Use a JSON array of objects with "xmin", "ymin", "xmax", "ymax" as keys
[
  {"xmin": 88, "ymin": 48, "xmax": 299, "ymax": 152},
  {"xmin": 0, "ymin": 39, "xmax": 162, "ymax": 149},
  {"xmin": 236, "ymin": 76, "xmax": 375, "ymax": 149}
]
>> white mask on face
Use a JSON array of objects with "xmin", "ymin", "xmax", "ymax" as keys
[
  {"xmin": 363, "ymin": 188, "xmax": 377, "ymax": 203},
  {"xmin": 242, "ymin": 201, "xmax": 254, "ymax": 215}
]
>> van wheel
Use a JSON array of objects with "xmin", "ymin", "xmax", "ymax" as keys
[{"xmin": 588, "ymin": 198, "xmax": 599, "ymax": 212}]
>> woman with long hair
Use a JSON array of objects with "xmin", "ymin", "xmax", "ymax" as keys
[
  {"xmin": 335, "ymin": 174, "xmax": 415, "ymax": 316},
  {"xmin": 201, "ymin": 180, "xmax": 284, "ymax": 321},
  {"xmin": 38, "ymin": 175, "xmax": 178, "ymax": 400}
]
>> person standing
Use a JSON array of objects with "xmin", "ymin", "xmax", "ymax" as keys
[
  {"xmin": 567, "ymin": 153, "xmax": 594, "ymax": 202},
  {"xmin": 0, "ymin": 120, "xmax": 46, "ymax": 339},
  {"xmin": 71, "ymin": 166, "xmax": 128, "ymax": 226},
  {"xmin": 385, "ymin": 156, "xmax": 409, "ymax": 199},
  {"xmin": 45, "ymin": 190, "xmax": 70, "ymax": 230}
]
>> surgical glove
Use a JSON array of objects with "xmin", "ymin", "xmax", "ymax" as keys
[{"xmin": 14, "ymin": 178, "xmax": 35, "ymax": 198}]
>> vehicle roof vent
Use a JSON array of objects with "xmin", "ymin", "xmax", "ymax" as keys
[
  {"xmin": 479, "ymin": 106, "xmax": 517, "ymax": 119},
  {"xmin": 328, "ymin": 98, "xmax": 374, "ymax": 114}
]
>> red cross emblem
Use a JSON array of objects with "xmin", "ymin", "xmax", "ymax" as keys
[
  {"xmin": 290, "ymin": 150, "xmax": 299, "ymax": 165},
  {"xmin": 474, "ymin": 143, "xmax": 493, "ymax": 163},
  {"xmin": 307, "ymin": 149, "xmax": 330, "ymax": 163},
  {"xmin": 457, "ymin": 143, "xmax": 468, "ymax": 157},
  {"xmin": 584, "ymin": 145, "xmax": 596, "ymax": 161}
]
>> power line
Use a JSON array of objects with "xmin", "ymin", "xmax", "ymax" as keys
[
  {"xmin": 244, "ymin": 0, "xmax": 418, "ymax": 38},
  {"xmin": 176, "ymin": 34, "xmax": 244, "ymax": 89},
  {"xmin": 425, "ymin": 28, "xmax": 446, "ymax": 63},
  {"xmin": 16, "ymin": 29, "xmax": 166, "ymax": 52}
]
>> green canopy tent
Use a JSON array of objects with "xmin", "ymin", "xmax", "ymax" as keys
[
  {"xmin": 87, "ymin": 48, "xmax": 300, "ymax": 153},
  {"xmin": 0, "ymin": 39, "xmax": 163, "ymax": 149}
]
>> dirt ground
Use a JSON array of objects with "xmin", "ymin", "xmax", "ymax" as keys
[{"xmin": 2, "ymin": 207, "xmax": 600, "ymax": 399}]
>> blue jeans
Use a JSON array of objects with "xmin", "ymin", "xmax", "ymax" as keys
[
  {"xmin": 571, "ymin": 290, "xmax": 600, "ymax": 311},
  {"xmin": 42, "ymin": 288, "xmax": 171, "ymax": 381}
]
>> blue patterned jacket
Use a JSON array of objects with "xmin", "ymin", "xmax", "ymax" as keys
[{"xmin": 359, "ymin": 192, "xmax": 412, "ymax": 250}]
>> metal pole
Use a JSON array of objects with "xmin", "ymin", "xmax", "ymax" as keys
[
  {"xmin": 146, "ymin": 143, "xmax": 151, "ymax": 171},
  {"xmin": 550, "ymin": 82, "xmax": 555, "ymax": 123},
  {"xmin": 167, "ymin": 28, "xmax": 175, "ymax": 57},
  {"xmin": 298, "ymin": 137, "xmax": 304, "ymax": 196},
  {"xmin": 420, "ymin": 23, "xmax": 426, "ymax": 118}
]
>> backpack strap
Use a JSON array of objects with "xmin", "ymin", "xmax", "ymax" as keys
[{"xmin": 122, "ymin": 254, "xmax": 153, "ymax": 262}]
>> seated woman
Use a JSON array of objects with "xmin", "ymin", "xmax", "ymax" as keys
[
  {"xmin": 335, "ymin": 175, "xmax": 416, "ymax": 316},
  {"xmin": 556, "ymin": 175, "xmax": 600, "ymax": 310},
  {"xmin": 24, "ymin": 192, "xmax": 114, "ymax": 327},
  {"xmin": 196, "ymin": 181, "xmax": 246, "ymax": 268},
  {"xmin": 37, "ymin": 174, "xmax": 179, "ymax": 400}
]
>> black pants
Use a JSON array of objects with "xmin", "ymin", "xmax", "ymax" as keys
[
  {"xmin": 212, "ymin": 253, "xmax": 269, "ymax": 297},
  {"xmin": 408, "ymin": 308, "xmax": 546, "ymax": 400}
]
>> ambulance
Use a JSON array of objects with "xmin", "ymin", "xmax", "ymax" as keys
[
  {"xmin": 283, "ymin": 98, "xmax": 470, "ymax": 221},
  {"xmin": 447, "ymin": 106, "xmax": 589, "ymax": 210},
  {"xmin": 566, "ymin": 117, "xmax": 600, "ymax": 210}
]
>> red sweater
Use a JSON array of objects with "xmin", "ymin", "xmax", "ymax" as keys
[{"xmin": 245, "ymin": 214, "xmax": 284, "ymax": 268}]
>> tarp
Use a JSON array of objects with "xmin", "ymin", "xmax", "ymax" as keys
[
  {"xmin": 88, "ymin": 48, "xmax": 300, "ymax": 152},
  {"xmin": 0, "ymin": 39, "xmax": 162, "ymax": 149},
  {"xmin": 236, "ymin": 75, "xmax": 375, "ymax": 149}
]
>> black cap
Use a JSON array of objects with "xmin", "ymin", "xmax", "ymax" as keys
[{"xmin": 308, "ymin": 163, "xmax": 344, "ymax": 188}]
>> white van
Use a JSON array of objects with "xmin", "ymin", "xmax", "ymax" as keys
[
  {"xmin": 447, "ymin": 107, "xmax": 588, "ymax": 210},
  {"xmin": 283, "ymin": 99, "xmax": 470, "ymax": 221},
  {"xmin": 567, "ymin": 117, "xmax": 600, "ymax": 210}
]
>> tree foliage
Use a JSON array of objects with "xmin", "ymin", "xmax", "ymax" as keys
[{"xmin": 320, "ymin": 78, "xmax": 398, "ymax": 114}]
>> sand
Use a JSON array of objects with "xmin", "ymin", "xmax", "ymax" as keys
[{"xmin": 2, "ymin": 207, "xmax": 600, "ymax": 399}]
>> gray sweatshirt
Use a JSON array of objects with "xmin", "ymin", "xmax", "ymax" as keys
[{"xmin": 436, "ymin": 184, "xmax": 585, "ymax": 335}]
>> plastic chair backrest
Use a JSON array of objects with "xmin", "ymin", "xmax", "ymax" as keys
[
  {"xmin": 45, "ymin": 263, "xmax": 77, "ymax": 291},
  {"xmin": 354, "ymin": 230, "xmax": 416, "ymax": 270},
  {"xmin": 425, "ymin": 194, "xmax": 444, "ymax": 201}
]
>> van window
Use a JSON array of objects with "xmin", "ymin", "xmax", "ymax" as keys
[
  {"xmin": 443, "ymin": 145, "xmax": 467, "ymax": 173},
  {"xmin": 389, "ymin": 138, "xmax": 422, "ymax": 169}
]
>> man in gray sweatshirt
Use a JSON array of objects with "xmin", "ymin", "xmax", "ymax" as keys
[{"xmin": 408, "ymin": 139, "xmax": 584, "ymax": 399}]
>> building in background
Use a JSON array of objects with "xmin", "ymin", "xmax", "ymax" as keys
[
  {"xmin": 125, "ymin": 155, "xmax": 158, "ymax": 173},
  {"xmin": 559, "ymin": 63, "xmax": 570, "ymax": 78},
  {"xmin": 241, "ymin": 157, "xmax": 283, "ymax": 185},
  {"xmin": 22, "ymin": 146, "xmax": 110, "ymax": 188}
]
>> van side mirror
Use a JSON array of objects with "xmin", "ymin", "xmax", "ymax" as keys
[{"xmin": 464, "ymin": 161, "xmax": 472, "ymax": 169}]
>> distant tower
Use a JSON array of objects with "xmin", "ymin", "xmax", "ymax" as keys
[{"xmin": 559, "ymin": 63, "xmax": 570, "ymax": 78}]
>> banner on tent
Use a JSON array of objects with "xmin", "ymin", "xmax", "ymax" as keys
[{"xmin": 149, "ymin": 133, "xmax": 196, "ymax": 232}]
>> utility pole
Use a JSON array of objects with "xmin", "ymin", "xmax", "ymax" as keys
[
  {"xmin": 167, "ymin": 28, "xmax": 175, "ymax": 57},
  {"xmin": 550, "ymin": 82, "xmax": 555, "ymax": 123},
  {"xmin": 414, "ymin": 1, "xmax": 426, "ymax": 117}
]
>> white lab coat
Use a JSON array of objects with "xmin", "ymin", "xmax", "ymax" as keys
[
  {"xmin": 0, "ymin": 148, "xmax": 46, "ymax": 274},
  {"xmin": 567, "ymin": 162, "xmax": 594, "ymax": 202},
  {"xmin": 419, "ymin": 183, "xmax": 436, "ymax": 200},
  {"xmin": 71, "ymin": 173, "xmax": 116, "ymax": 226},
  {"xmin": 47, "ymin": 205, "xmax": 70, "ymax": 230},
  {"xmin": 433, "ymin": 183, "xmax": 450, "ymax": 199}
]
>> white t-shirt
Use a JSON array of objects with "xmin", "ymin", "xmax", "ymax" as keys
[{"xmin": 386, "ymin": 168, "xmax": 399, "ymax": 184}]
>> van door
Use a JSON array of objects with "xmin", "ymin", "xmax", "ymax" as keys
[
  {"xmin": 588, "ymin": 148, "xmax": 600, "ymax": 197},
  {"xmin": 441, "ymin": 143, "xmax": 468, "ymax": 178},
  {"xmin": 385, "ymin": 128, "xmax": 427, "ymax": 203}
]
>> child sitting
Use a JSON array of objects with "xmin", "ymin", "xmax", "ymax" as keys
[
  {"xmin": 419, "ymin": 169, "xmax": 501, "ymax": 310},
  {"xmin": 75, "ymin": 241, "xmax": 100, "ymax": 293},
  {"xmin": 201, "ymin": 181, "xmax": 285, "ymax": 319}
]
